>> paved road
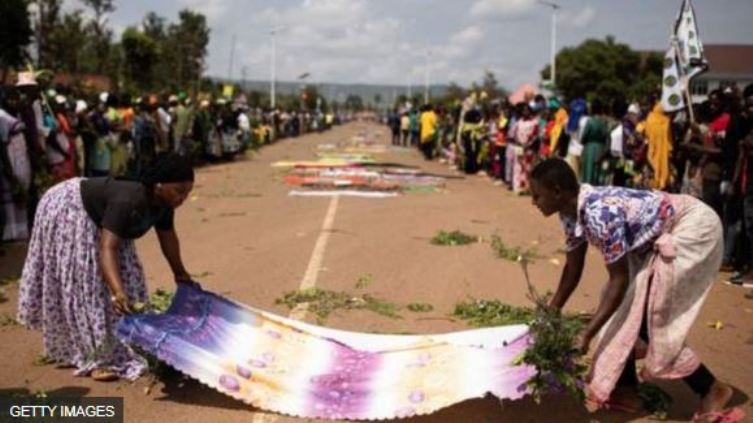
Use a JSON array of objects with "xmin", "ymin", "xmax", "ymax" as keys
[{"xmin": 1, "ymin": 122, "xmax": 750, "ymax": 422}]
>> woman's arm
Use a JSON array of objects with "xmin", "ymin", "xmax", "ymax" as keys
[
  {"xmin": 549, "ymin": 242, "xmax": 588, "ymax": 310},
  {"xmin": 99, "ymin": 229, "xmax": 131, "ymax": 314},
  {"xmin": 576, "ymin": 255, "xmax": 630, "ymax": 353},
  {"xmin": 156, "ymin": 228, "xmax": 191, "ymax": 283}
]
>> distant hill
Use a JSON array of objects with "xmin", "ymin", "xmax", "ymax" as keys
[{"xmin": 208, "ymin": 77, "xmax": 449, "ymax": 106}]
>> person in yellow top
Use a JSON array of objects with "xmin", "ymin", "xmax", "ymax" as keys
[
  {"xmin": 550, "ymin": 104, "xmax": 569, "ymax": 157},
  {"xmin": 419, "ymin": 104, "xmax": 438, "ymax": 160},
  {"xmin": 644, "ymin": 102, "xmax": 673, "ymax": 190}
]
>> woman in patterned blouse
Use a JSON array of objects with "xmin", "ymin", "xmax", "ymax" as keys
[{"xmin": 529, "ymin": 158, "xmax": 741, "ymax": 422}]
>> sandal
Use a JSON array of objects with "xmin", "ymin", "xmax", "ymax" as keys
[
  {"xmin": 692, "ymin": 407, "xmax": 746, "ymax": 423},
  {"xmin": 90, "ymin": 368, "xmax": 119, "ymax": 382}
]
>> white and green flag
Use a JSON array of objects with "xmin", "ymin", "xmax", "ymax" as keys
[
  {"xmin": 674, "ymin": 0, "xmax": 708, "ymax": 79},
  {"xmin": 661, "ymin": 0, "xmax": 708, "ymax": 113},
  {"xmin": 661, "ymin": 47, "xmax": 685, "ymax": 112}
]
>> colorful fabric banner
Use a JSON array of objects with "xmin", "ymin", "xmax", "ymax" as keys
[
  {"xmin": 118, "ymin": 284, "xmax": 534, "ymax": 420},
  {"xmin": 288, "ymin": 190, "xmax": 399, "ymax": 198}
]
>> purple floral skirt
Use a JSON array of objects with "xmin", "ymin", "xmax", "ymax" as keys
[{"xmin": 17, "ymin": 178, "xmax": 148, "ymax": 380}]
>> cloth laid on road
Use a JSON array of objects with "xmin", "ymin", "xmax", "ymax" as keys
[
  {"xmin": 288, "ymin": 190, "xmax": 399, "ymax": 198},
  {"xmin": 118, "ymin": 283, "xmax": 534, "ymax": 420}
]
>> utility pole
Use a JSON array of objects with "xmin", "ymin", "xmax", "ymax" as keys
[
  {"xmin": 539, "ymin": 1, "xmax": 560, "ymax": 88},
  {"xmin": 228, "ymin": 33, "xmax": 236, "ymax": 81},
  {"xmin": 424, "ymin": 50, "xmax": 432, "ymax": 104}
]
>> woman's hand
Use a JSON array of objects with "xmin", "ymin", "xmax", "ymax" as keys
[
  {"xmin": 174, "ymin": 272, "xmax": 194, "ymax": 285},
  {"xmin": 110, "ymin": 291, "xmax": 132, "ymax": 315}
]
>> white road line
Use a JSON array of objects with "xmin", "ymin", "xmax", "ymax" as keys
[{"xmin": 252, "ymin": 195, "xmax": 340, "ymax": 422}]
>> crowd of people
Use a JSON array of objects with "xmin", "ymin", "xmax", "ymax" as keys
[
  {"xmin": 388, "ymin": 83, "xmax": 753, "ymax": 293},
  {"xmin": 0, "ymin": 71, "xmax": 346, "ymax": 248}
]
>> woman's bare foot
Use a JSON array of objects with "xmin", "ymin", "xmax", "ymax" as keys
[
  {"xmin": 90, "ymin": 368, "xmax": 119, "ymax": 382},
  {"xmin": 699, "ymin": 381, "xmax": 734, "ymax": 415}
]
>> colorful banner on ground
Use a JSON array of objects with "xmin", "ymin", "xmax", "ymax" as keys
[{"xmin": 118, "ymin": 283, "xmax": 534, "ymax": 420}]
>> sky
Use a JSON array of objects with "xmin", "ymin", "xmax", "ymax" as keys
[{"xmin": 65, "ymin": 0, "xmax": 753, "ymax": 89}]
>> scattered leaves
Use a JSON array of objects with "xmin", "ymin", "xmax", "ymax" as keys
[
  {"xmin": 430, "ymin": 230, "xmax": 478, "ymax": 246},
  {"xmin": 706, "ymin": 320, "xmax": 724, "ymax": 330},
  {"xmin": 355, "ymin": 274, "xmax": 374, "ymax": 289},
  {"xmin": 490, "ymin": 235, "xmax": 539, "ymax": 263},
  {"xmin": 0, "ymin": 313, "xmax": 18, "ymax": 327},
  {"xmin": 276, "ymin": 288, "xmax": 402, "ymax": 324},
  {"xmin": 453, "ymin": 300, "xmax": 534, "ymax": 327},
  {"xmin": 132, "ymin": 289, "xmax": 175, "ymax": 314},
  {"xmin": 0, "ymin": 276, "xmax": 20, "ymax": 287},
  {"xmin": 407, "ymin": 303, "xmax": 434, "ymax": 313},
  {"xmin": 33, "ymin": 354, "xmax": 56, "ymax": 366},
  {"xmin": 219, "ymin": 212, "xmax": 247, "ymax": 218}
]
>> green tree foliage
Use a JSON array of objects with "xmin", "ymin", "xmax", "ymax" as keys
[
  {"xmin": 2, "ymin": 0, "xmax": 211, "ymax": 95},
  {"xmin": 44, "ymin": 11, "xmax": 88, "ymax": 74},
  {"xmin": 36, "ymin": 0, "xmax": 63, "ymax": 70},
  {"xmin": 81, "ymin": 0, "xmax": 115, "ymax": 74},
  {"xmin": 542, "ymin": 36, "xmax": 663, "ymax": 101},
  {"xmin": 345, "ymin": 94, "xmax": 364, "ymax": 111},
  {"xmin": 481, "ymin": 70, "xmax": 508, "ymax": 99},
  {"xmin": 0, "ymin": 0, "xmax": 33, "ymax": 83},
  {"xmin": 121, "ymin": 27, "xmax": 158, "ymax": 91},
  {"xmin": 169, "ymin": 10, "xmax": 210, "ymax": 89}
]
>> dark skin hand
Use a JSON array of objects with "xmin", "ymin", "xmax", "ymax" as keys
[{"xmin": 100, "ymin": 228, "xmax": 192, "ymax": 315}]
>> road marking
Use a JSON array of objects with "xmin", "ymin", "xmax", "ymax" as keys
[
  {"xmin": 289, "ymin": 195, "xmax": 339, "ymax": 319},
  {"xmin": 252, "ymin": 195, "xmax": 340, "ymax": 422}
]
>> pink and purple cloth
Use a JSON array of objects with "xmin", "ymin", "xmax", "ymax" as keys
[{"xmin": 117, "ymin": 283, "xmax": 534, "ymax": 420}]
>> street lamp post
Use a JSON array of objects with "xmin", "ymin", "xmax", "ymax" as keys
[
  {"xmin": 270, "ymin": 28, "xmax": 278, "ymax": 109},
  {"xmin": 424, "ymin": 50, "xmax": 432, "ymax": 104},
  {"xmin": 539, "ymin": 1, "xmax": 560, "ymax": 88}
]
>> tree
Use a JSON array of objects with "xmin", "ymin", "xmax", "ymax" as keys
[
  {"xmin": 0, "ymin": 0, "xmax": 33, "ymax": 83},
  {"xmin": 344, "ymin": 94, "xmax": 364, "ymax": 111},
  {"xmin": 168, "ymin": 10, "xmax": 209, "ymax": 90},
  {"xmin": 44, "ymin": 10, "xmax": 88, "ymax": 74},
  {"xmin": 81, "ymin": 0, "xmax": 115, "ymax": 74},
  {"xmin": 36, "ymin": 0, "xmax": 63, "ymax": 70},
  {"xmin": 393, "ymin": 94, "xmax": 408, "ymax": 109},
  {"xmin": 481, "ymin": 70, "xmax": 508, "ymax": 99},
  {"xmin": 142, "ymin": 12, "xmax": 166, "ymax": 40},
  {"xmin": 444, "ymin": 82, "xmax": 466, "ymax": 102},
  {"xmin": 121, "ymin": 27, "xmax": 158, "ymax": 91},
  {"xmin": 541, "ymin": 36, "xmax": 661, "ymax": 102}
]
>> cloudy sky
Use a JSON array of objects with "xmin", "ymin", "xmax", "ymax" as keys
[{"xmin": 67, "ymin": 0, "xmax": 753, "ymax": 89}]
